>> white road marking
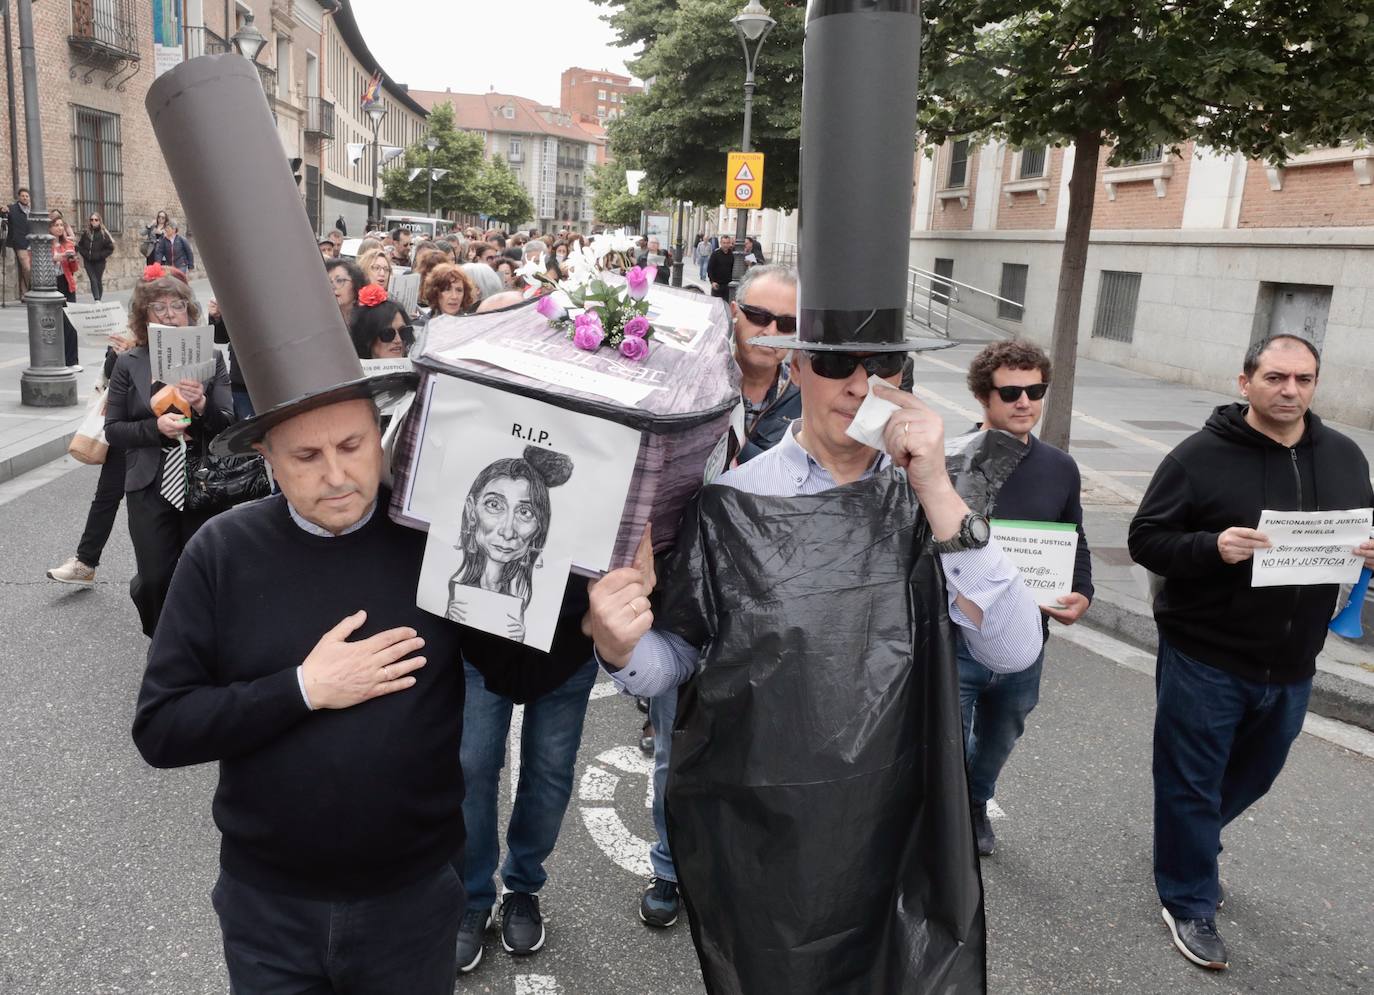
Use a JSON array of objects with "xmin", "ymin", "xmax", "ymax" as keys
[
  {"xmin": 1055, "ymin": 625, "xmax": 1374, "ymax": 759},
  {"xmin": 987, "ymin": 799, "xmax": 1006, "ymax": 820},
  {"xmin": 579, "ymin": 806, "xmax": 654, "ymax": 877},
  {"xmin": 594, "ymin": 746, "xmax": 655, "ymax": 809},
  {"xmin": 578, "ymin": 765, "xmax": 618, "ymax": 803},
  {"xmin": 588, "ymin": 679, "xmax": 619, "ymax": 700},
  {"xmin": 515, "ymin": 975, "xmax": 562, "ymax": 994}
]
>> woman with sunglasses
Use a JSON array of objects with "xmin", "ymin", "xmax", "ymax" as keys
[
  {"xmin": 104, "ymin": 270, "xmax": 235, "ymax": 636},
  {"xmin": 326, "ymin": 258, "xmax": 366, "ymax": 326},
  {"xmin": 349, "ymin": 285, "xmax": 413, "ymax": 359},
  {"xmin": 77, "ymin": 212, "xmax": 115, "ymax": 301}
]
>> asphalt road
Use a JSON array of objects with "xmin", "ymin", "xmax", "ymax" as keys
[{"xmin": 1, "ymin": 461, "xmax": 1371, "ymax": 995}]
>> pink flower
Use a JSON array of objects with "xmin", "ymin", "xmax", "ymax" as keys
[
  {"xmin": 625, "ymin": 266, "xmax": 653, "ymax": 299},
  {"xmin": 619, "ymin": 335, "xmax": 649, "ymax": 361},
  {"xmin": 623, "ymin": 315, "xmax": 650, "ymax": 338},
  {"xmin": 572, "ymin": 311, "xmax": 604, "ymax": 351},
  {"xmin": 536, "ymin": 294, "xmax": 565, "ymax": 321}
]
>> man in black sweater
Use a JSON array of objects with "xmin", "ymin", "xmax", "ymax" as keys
[
  {"xmin": 133, "ymin": 398, "xmax": 588, "ymax": 993},
  {"xmin": 1130, "ymin": 334, "xmax": 1374, "ymax": 973},
  {"xmin": 706, "ymin": 233, "xmax": 737, "ymax": 299},
  {"xmin": 959, "ymin": 341, "xmax": 1093, "ymax": 859}
]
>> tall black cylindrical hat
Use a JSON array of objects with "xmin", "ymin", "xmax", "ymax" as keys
[
  {"xmin": 146, "ymin": 54, "xmax": 413, "ymax": 454},
  {"xmin": 753, "ymin": 0, "xmax": 948, "ymax": 353}
]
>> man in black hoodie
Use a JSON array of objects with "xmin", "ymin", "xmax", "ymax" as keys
[{"xmin": 1129, "ymin": 334, "xmax": 1374, "ymax": 972}]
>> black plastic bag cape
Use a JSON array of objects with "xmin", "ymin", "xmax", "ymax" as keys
[{"xmin": 658, "ymin": 430, "xmax": 1026, "ymax": 995}]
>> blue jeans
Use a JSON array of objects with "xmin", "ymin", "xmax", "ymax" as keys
[
  {"xmin": 1153, "ymin": 637, "xmax": 1310, "ymax": 920},
  {"xmin": 648, "ymin": 689, "xmax": 678, "ymax": 883},
  {"xmin": 459, "ymin": 657, "xmax": 598, "ymax": 911},
  {"xmin": 212, "ymin": 864, "xmax": 463, "ymax": 995},
  {"xmin": 231, "ymin": 389, "xmax": 255, "ymax": 421},
  {"xmin": 957, "ymin": 634, "xmax": 1045, "ymax": 805}
]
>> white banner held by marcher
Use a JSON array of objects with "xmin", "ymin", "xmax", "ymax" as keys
[
  {"xmin": 388, "ymin": 271, "xmax": 422, "ymax": 316},
  {"xmin": 990, "ymin": 519, "xmax": 1079, "ymax": 603},
  {"xmin": 149, "ymin": 323, "xmax": 216, "ymax": 384},
  {"xmin": 64, "ymin": 301, "xmax": 128, "ymax": 341},
  {"xmin": 1251, "ymin": 508, "xmax": 1373, "ymax": 587}
]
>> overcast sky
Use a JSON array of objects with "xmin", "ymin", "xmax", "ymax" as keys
[{"xmin": 351, "ymin": 0, "xmax": 640, "ymax": 107}]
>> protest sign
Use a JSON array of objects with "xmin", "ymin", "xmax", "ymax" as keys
[
  {"xmin": 990, "ymin": 519, "xmax": 1079, "ymax": 603},
  {"xmin": 388, "ymin": 271, "xmax": 421, "ymax": 316},
  {"xmin": 1251, "ymin": 508, "xmax": 1372, "ymax": 587},
  {"xmin": 64, "ymin": 301, "xmax": 128, "ymax": 341},
  {"xmin": 149, "ymin": 323, "xmax": 216, "ymax": 384},
  {"xmin": 360, "ymin": 358, "xmax": 413, "ymax": 377}
]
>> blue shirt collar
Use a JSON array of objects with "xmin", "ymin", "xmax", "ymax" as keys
[{"xmin": 287, "ymin": 497, "xmax": 377, "ymax": 537}]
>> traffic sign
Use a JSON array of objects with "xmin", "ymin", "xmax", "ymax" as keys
[{"xmin": 725, "ymin": 152, "xmax": 764, "ymax": 210}]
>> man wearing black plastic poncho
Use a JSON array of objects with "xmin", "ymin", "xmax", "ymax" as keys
[{"xmin": 587, "ymin": 3, "xmax": 1043, "ymax": 991}]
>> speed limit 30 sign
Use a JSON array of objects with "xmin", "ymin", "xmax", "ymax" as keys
[{"xmin": 725, "ymin": 152, "xmax": 764, "ymax": 210}]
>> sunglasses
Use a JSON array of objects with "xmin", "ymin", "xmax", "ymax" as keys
[
  {"xmin": 378, "ymin": 325, "xmax": 414, "ymax": 345},
  {"xmin": 994, "ymin": 383, "xmax": 1049, "ymax": 403},
  {"xmin": 805, "ymin": 351, "xmax": 905, "ymax": 380},
  {"xmin": 738, "ymin": 303, "xmax": 797, "ymax": 335}
]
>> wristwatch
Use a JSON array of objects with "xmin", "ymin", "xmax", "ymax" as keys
[{"xmin": 932, "ymin": 512, "xmax": 991, "ymax": 554}]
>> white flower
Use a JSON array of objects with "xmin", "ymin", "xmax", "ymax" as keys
[{"xmin": 515, "ymin": 257, "xmax": 545, "ymax": 287}]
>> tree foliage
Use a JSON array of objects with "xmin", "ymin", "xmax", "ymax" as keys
[
  {"xmin": 919, "ymin": 1, "xmax": 1374, "ymax": 447},
  {"xmin": 381, "ymin": 103, "xmax": 487, "ymax": 216},
  {"xmin": 595, "ymin": 0, "xmax": 804, "ymax": 208},
  {"xmin": 587, "ymin": 163, "xmax": 660, "ymax": 227},
  {"xmin": 476, "ymin": 157, "xmax": 535, "ymax": 227}
]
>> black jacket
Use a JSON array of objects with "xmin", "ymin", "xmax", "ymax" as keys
[
  {"xmin": 5, "ymin": 202, "xmax": 29, "ymax": 250},
  {"xmin": 77, "ymin": 227, "xmax": 115, "ymax": 263},
  {"xmin": 1129, "ymin": 403, "xmax": 1373, "ymax": 683},
  {"xmin": 706, "ymin": 248, "xmax": 736, "ymax": 297}
]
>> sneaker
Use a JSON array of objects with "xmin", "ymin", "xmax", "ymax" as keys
[
  {"xmin": 47, "ymin": 557, "xmax": 96, "ymax": 587},
  {"xmin": 639, "ymin": 876, "xmax": 680, "ymax": 928},
  {"xmin": 455, "ymin": 905, "xmax": 493, "ymax": 974},
  {"xmin": 69, "ymin": 364, "xmax": 84, "ymax": 373},
  {"xmin": 500, "ymin": 892, "xmax": 545, "ymax": 955},
  {"xmin": 1161, "ymin": 908, "xmax": 1229, "ymax": 970},
  {"xmin": 971, "ymin": 801, "xmax": 996, "ymax": 857}
]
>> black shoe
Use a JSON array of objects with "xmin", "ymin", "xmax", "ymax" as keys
[
  {"xmin": 455, "ymin": 905, "xmax": 493, "ymax": 974},
  {"xmin": 635, "ymin": 695, "xmax": 650, "ymax": 714},
  {"xmin": 639, "ymin": 719, "xmax": 655, "ymax": 756},
  {"xmin": 971, "ymin": 802, "xmax": 996, "ymax": 857},
  {"xmin": 639, "ymin": 876, "xmax": 680, "ymax": 928},
  {"xmin": 1161, "ymin": 908, "xmax": 1229, "ymax": 970},
  {"xmin": 501, "ymin": 892, "xmax": 545, "ymax": 955}
]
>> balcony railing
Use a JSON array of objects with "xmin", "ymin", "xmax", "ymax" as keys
[
  {"xmin": 69, "ymin": 0, "xmax": 140, "ymax": 59},
  {"xmin": 184, "ymin": 24, "xmax": 231, "ymax": 58},
  {"xmin": 557, "ymin": 156, "xmax": 586, "ymax": 170},
  {"xmin": 255, "ymin": 63, "xmax": 278, "ymax": 101},
  {"xmin": 306, "ymin": 97, "xmax": 335, "ymax": 138}
]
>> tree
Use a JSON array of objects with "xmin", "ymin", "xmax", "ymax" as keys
[
  {"xmin": 596, "ymin": 0, "xmax": 804, "ymax": 207},
  {"xmin": 921, "ymin": 1, "xmax": 1374, "ymax": 448},
  {"xmin": 475, "ymin": 157, "xmax": 535, "ymax": 228},
  {"xmin": 588, "ymin": 163, "xmax": 659, "ymax": 227},
  {"xmin": 380, "ymin": 103, "xmax": 486, "ymax": 217}
]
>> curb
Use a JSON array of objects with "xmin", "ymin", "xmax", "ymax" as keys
[
  {"xmin": 0, "ymin": 427, "xmax": 79, "ymax": 486},
  {"xmin": 1083, "ymin": 587, "xmax": 1374, "ymax": 736}
]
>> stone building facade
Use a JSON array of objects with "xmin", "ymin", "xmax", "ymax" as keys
[{"xmin": 913, "ymin": 139, "xmax": 1374, "ymax": 428}]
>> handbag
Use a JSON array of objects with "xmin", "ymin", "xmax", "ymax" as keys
[
  {"xmin": 68, "ymin": 390, "xmax": 109, "ymax": 465},
  {"xmin": 186, "ymin": 434, "xmax": 270, "ymax": 512}
]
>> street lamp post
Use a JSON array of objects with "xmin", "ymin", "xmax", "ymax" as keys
[
  {"xmin": 424, "ymin": 134, "xmax": 439, "ymax": 217},
  {"xmin": 366, "ymin": 104, "xmax": 387, "ymax": 231},
  {"xmin": 16, "ymin": 0, "xmax": 75, "ymax": 406},
  {"xmin": 727, "ymin": 0, "xmax": 775, "ymax": 302},
  {"xmin": 671, "ymin": 199, "xmax": 687, "ymax": 287}
]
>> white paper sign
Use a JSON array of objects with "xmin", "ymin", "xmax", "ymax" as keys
[
  {"xmin": 388, "ymin": 271, "xmax": 422, "ymax": 316},
  {"xmin": 1251, "ymin": 508, "xmax": 1372, "ymax": 587},
  {"xmin": 645, "ymin": 286, "xmax": 716, "ymax": 354},
  {"xmin": 440, "ymin": 338, "xmax": 656, "ymax": 406},
  {"xmin": 64, "ymin": 301, "xmax": 128, "ymax": 341},
  {"xmin": 149, "ymin": 324, "xmax": 216, "ymax": 384},
  {"xmin": 360, "ymin": 358, "xmax": 413, "ymax": 377},
  {"xmin": 991, "ymin": 519, "xmax": 1079, "ymax": 604}
]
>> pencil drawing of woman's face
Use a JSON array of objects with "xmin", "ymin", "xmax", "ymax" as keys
[{"xmin": 470, "ymin": 476, "xmax": 539, "ymax": 564}]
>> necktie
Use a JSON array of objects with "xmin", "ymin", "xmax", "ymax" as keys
[{"xmin": 161, "ymin": 438, "xmax": 187, "ymax": 511}]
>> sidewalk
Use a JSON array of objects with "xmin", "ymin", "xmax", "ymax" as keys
[
  {"xmin": 909, "ymin": 343, "xmax": 1374, "ymax": 733},
  {"xmin": 0, "ymin": 278, "xmax": 212, "ymax": 482}
]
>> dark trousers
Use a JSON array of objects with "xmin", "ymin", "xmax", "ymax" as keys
[
  {"xmin": 125, "ymin": 485, "xmax": 214, "ymax": 637},
  {"xmin": 84, "ymin": 259, "xmax": 106, "ymax": 300},
  {"xmin": 957, "ymin": 635, "xmax": 1046, "ymax": 805},
  {"xmin": 1153, "ymin": 636, "xmax": 1310, "ymax": 920},
  {"xmin": 60, "ymin": 283, "xmax": 79, "ymax": 365},
  {"xmin": 75, "ymin": 446, "xmax": 126, "ymax": 567},
  {"xmin": 212, "ymin": 864, "xmax": 465, "ymax": 995}
]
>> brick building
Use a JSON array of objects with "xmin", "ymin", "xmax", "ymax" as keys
[
  {"xmin": 409, "ymin": 88, "xmax": 604, "ymax": 233},
  {"xmin": 559, "ymin": 67, "xmax": 640, "ymax": 126},
  {"xmin": 913, "ymin": 138, "xmax": 1374, "ymax": 428},
  {"xmin": 0, "ymin": 0, "xmax": 422, "ymax": 299}
]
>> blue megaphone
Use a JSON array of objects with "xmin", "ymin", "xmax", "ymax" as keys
[{"xmin": 1330, "ymin": 567, "xmax": 1371, "ymax": 639}]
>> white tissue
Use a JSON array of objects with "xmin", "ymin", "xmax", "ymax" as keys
[{"xmin": 844, "ymin": 374, "xmax": 900, "ymax": 450}]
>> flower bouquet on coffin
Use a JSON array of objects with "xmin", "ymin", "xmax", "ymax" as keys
[{"xmin": 520, "ymin": 235, "xmax": 657, "ymax": 363}]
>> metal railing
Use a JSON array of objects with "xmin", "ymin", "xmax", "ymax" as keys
[
  {"xmin": 255, "ymin": 63, "xmax": 278, "ymax": 101},
  {"xmin": 306, "ymin": 97, "xmax": 335, "ymax": 138},
  {"xmin": 69, "ymin": 0, "xmax": 140, "ymax": 57},
  {"xmin": 184, "ymin": 24, "xmax": 231, "ymax": 58},
  {"xmin": 905, "ymin": 265, "xmax": 1026, "ymax": 339}
]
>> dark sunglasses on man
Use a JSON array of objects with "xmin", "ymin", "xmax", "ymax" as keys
[
  {"xmin": 994, "ymin": 382, "xmax": 1048, "ymax": 403},
  {"xmin": 738, "ymin": 303, "xmax": 798, "ymax": 335},
  {"xmin": 377, "ymin": 325, "xmax": 415, "ymax": 346},
  {"xmin": 804, "ymin": 350, "xmax": 905, "ymax": 381}
]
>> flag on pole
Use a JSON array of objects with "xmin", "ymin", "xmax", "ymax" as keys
[
  {"xmin": 360, "ymin": 70, "xmax": 383, "ymax": 109},
  {"xmin": 407, "ymin": 167, "xmax": 424, "ymax": 182},
  {"xmin": 347, "ymin": 142, "xmax": 365, "ymax": 167},
  {"xmin": 379, "ymin": 146, "xmax": 405, "ymax": 166}
]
